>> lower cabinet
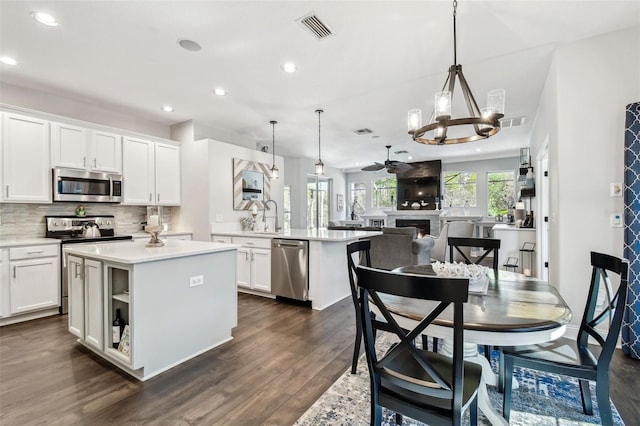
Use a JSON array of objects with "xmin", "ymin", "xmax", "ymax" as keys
[
  {"xmin": 67, "ymin": 255, "xmax": 133, "ymax": 365},
  {"xmin": 0, "ymin": 244, "xmax": 60, "ymax": 325},
  {"xmin": 229, "ymin": 236, "xmax": 271, "ymax": 294}
]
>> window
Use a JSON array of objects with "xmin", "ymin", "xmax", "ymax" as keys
[
  {"xmin": 443, "ymin": 171, "xmax": 476, "ymax": 207},
  {"xmin": 283, "ymin": 185, "xmax": 291, "ymax": 231},
  {"xmin": 487, "ymin": 171, "xmax": 516, "ymax": 216},
  {"xmin": 372, "ymin": 177, "xmax": 397, "ymax": 209},
  {"xmin": 307, "ymin": 176, "xmax": 330, "ymax": 229},
  {"xmin": 349, "ymin": 182, "xmax": 366, "ymax": 217}
]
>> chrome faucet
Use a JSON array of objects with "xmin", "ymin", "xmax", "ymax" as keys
[{"xmin": 262, "ymin": 199, "xmax": 281, "ymax": 231}]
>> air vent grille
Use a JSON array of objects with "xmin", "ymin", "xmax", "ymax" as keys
[
  {"xmin": 499, "ymin": 116, "xmax": 526, "ymax": 128},
  {"xmin": 353, "ymin": 128, "xmax": 372, "ymax": 135},
  {"xmin": 297, "ymin": 13, "xmax": 333, "ymax": 40}
]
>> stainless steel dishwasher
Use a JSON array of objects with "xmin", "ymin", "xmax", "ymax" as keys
[{"xmin": 271, "ymin": 239, "xmax": 309, "ymax": 302}]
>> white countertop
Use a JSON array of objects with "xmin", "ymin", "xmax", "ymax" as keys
[
  {"xmin": 492, "ymin": 224, "xmax": 536, "ymax": 231},
  {"xmin": 131, "ymin": 230, "xmax": 193, "ymax": 239},
  {"xmin": 63, "ymin": 239, "xmax": 239, "ymax": 264},
  {"xmin": 211, "ymin": 228, "xmax": 381, "ymax": 242},
  {"xmin": 0, "ymin": 238, "xmax": 61, "ymax": 248}
]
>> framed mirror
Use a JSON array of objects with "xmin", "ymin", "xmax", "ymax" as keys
[{"xmin": 233, "ymin": 158, "xmax": 271, "ymax": 210}]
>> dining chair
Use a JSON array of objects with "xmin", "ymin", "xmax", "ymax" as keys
[
  {"xmin": 357, "ymin": 265, "xmax": 482, "ymax": 426},
  {"xmin": 448, "ymin": 236, "xmax": 501, "ymax": 362},
  {"xmin": 501, "ymin": 251, "xmax": 629, "ymax": 424}
]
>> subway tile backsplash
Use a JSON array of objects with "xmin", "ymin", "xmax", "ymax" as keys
[{"xmin": 0, "ymin": 203, "xmax": 172, "ymax": 238}]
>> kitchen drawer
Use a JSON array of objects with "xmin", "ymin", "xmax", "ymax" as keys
[
  {"xmin": 231, "ymin": 237, "xmax": 271, "ymax": 249},
  {"xmin": 211, "ymin": 235, "xmax": 232, "ymax": 244},
  {"xmin": 9, "ymin": 245, "xmax": 59, "ymax": 260}
]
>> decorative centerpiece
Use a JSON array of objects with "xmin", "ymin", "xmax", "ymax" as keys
[
  {"xmin": 431, "ymin": 261, "xmax": 489, "ymax": 295},
  {"xmin": 145, "ymin": 206, "xmax": 164, "ymax": 247}
]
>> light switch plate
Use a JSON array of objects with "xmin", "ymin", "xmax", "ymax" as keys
[
  {"xmin": 610, "ymin": 213, "xmax": 623, "ymax": 228},
  {"xmin": 215, "ymin": 214, "xmax": 223, "ymax": 222},
  {"xmin": 610, "ymin": 182, "xmax": 622, "ymax": 197}
]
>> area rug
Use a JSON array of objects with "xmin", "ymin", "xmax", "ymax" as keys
[{"xmin": 295, "ymin": 333, "xmax": 625, "ymax": 425}]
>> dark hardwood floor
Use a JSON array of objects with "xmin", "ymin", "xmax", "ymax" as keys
[{"xmin": 1, "ymin": 293, "xmax": 639, "ymax": 425}]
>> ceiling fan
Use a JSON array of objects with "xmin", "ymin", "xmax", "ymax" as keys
[{"xmin": 361, "ymin": 145, "xmax": 413, "ymax": 173}]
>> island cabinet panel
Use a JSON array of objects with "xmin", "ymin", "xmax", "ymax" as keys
[{"xmin": 64, "ymin": 240, "xmax": 238, "ymax": 381}]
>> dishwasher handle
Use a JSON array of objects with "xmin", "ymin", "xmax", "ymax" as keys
[{"xmin": 272, "ymin": 240, "xmax": 305, "ymax": 249}]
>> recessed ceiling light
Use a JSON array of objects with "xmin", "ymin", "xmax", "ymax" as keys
[
  {"xmin": 281, "ymin": 63, "xmax": 297, "ymax": 73},
  {"xmin": 214, "ymin": 88, "xmax": 227, "ymax": 96},
  {"xmin": 162, "ymin": 105, "xmax": 174, "ymax": 112},
  {"xmin": 476, "ymin": 148, "xmax": 482, "ymax": 152},
  {"xmin": 31, "ymin": 11, "xmax": 59, "ymax": 27},
  {"xmin": 177, "ymin": 39, "xmax": 202, "ymax": 52},
  {"xmin": 407, "ymin": 156, "xmax": 413, "ymax": 160},
  {"xmin": 0, "ymin": 56, "xmax": 18, "ymax": 66}
]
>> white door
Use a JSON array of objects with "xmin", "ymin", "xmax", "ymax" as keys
[
  {"xmin": 251, "ymin": 248, "xmax": 271, "ymax": 292},
  {"xmin": 84, "ymin": 259, "xmax": 103, "ymax": 350},
  {"xmin": 2, "ymin": 113, "xmax": 51, "ymax": 202},
  {"xmin": 154, "ymin": 143, "xmax": 181, "ymax": 205},
  {"xmin": 68, "ymin": 255, "xmax": 85, "ymax": 338},
  {"xmin": 9, "ymin": 257, "xmax": 59, "ymax": 314},
  {"xmin": 51, "ymin": 122, "xmax": 87, "ymax": 170},
  {"xmin": 90, "ymin": 130, "xmax": 122, "ymax": 173},
  {"xmin": 122, "ymin": 136, "xmax": 155, "ymax": 205},
  {"xmin": 236, "ymin": 248, "xmax": 251, "ymax": 289}
]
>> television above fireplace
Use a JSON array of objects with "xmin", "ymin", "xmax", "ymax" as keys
[{"xmin": 396, "ymin": 160, "xmax": 441, "ymax": 210}]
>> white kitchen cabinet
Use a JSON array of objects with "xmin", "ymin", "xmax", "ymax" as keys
[
  {"xmin": 84, "ymin": 258, "xmax": 104, "ymax": 350},
  {"xmin": 232, "ymin": 237, "xmax": 271, "ymax": 293},
  {"xmin": 9, "ymin": 245, "xmax": 59, "ymax": 315},
  {"xmin": 52, "ymin": 124, "xmax": 122, "ymax": 173},
  {"xmin": 211, "ymin": 235, "xmax": 232, "ymax": 244},
  {"xmin": 1, "ymin": 113, "xmax": 51, "ymax": 203},
  {"xmin": 122, "ymin": 137, "xmax": 180, "ymax": 206},
  {"xmin": 0, "ymin": 249, "xmax": 7, "ymax": 318},
  {"xmin": 67, "ymin": 255, "xmax": 85, "ymax": 338}
]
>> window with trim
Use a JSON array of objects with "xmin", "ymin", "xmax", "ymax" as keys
[
  {"xmin": 487, "ymin": 171, "xmax": 516, "ymax": 216},
  {"xmin": 349, "ymin": 182, "xmax": 366, "ymax": 217},
  {"xmin": 443, "ymin": 171, "xmax": 476, "ymax": 207},
  {"xmin": 283, "ymin": 185, "xmax": 291, "ymax": 230},
  {"xmin": 372, "ymin": 177, "xmax": 397, "ymax": 209}
]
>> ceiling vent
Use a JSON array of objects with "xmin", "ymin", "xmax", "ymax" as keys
[
  {"xmin": 499, "ymin": 116, "xmax": 526, "ymax": 128},
  {"xmin": 394, "ymin": 150, "xmax": 409, "ymax": 155},
  {"xmin": 297, "ymin": 13, "xmax": 333, "ymax": 40},
  {"xmin": 353, "ymin": 128, "xmax": 373, "ymax": 135}
]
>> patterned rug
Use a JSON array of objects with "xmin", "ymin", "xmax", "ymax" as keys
[{"xmin": 295, "ymin": 333, "xmax": 625, "ymax": 425}]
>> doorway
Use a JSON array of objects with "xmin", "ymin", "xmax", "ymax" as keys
[{"xmin": 307, "ymin": 176, "xmax": 331, "ymax": 230}]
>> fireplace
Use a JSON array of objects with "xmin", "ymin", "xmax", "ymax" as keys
[{"xmin": 396, "ymin": 219, "xmax": 430, "ymax": 238}]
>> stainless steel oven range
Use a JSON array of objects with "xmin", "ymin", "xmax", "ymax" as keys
[{"xmin": 46, "ymin": 215, "xmax": 133, "ymax": 314}]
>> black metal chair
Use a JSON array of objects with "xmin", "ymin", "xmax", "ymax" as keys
[
  {"xmin": 448, "ymin": 237, "xmax": 501, "ymax": 362},
  {"xmin": 502, "ymin": 251, "xmax": 629, "ymax": 424},
  {"xmin": 357, "ymin": 265, "xmax": 482, "ymax": 426}
]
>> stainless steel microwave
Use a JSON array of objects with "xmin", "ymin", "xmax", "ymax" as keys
[{"xmin": 53, "ymin": 168, "xmax": 123, "ymax": 203}]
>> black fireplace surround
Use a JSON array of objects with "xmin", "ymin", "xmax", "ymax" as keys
[{"xmin": 396, "ymin": 219, "xmax": 430, "ymax": 237}]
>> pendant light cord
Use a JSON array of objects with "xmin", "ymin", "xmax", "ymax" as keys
[
  {"xmin": 316, "ymin": 109, "xmax": 323, "ymax": 161},
  {"xmin": 271, "ymin": 121, "xmax": 276, "ymax": 165},
  {"xmin": 453, "ymin": 0, "xmax": 457, "ymax": 65}
]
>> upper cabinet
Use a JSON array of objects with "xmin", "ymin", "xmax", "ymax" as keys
[
  {"xmin": 1, "ymin": 113, "xmax": 51, "ymax": 203},
  {"xmin": 51, "ymin": 123, "xmax": 122, "ymax": 173},
  {"xmin": 122, "ymin": 137, "xmax": 180, "ymax": 206}
]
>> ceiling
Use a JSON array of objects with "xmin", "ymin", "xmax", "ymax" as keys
[{"xmin": 1, "ymin": 1, "xmax": 638, "ymax": 172}]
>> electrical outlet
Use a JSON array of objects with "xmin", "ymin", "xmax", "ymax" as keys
[
  {"xmin": 215, "ymin": 214, "xmax": 223, "ymax": 222},
  {"xmin": 610, "ymin": 213, "xmax": 623, "ymax": 228},
  {"xmin": 610, "ymin": 182, "xmax": 622, "ymax": 197},
  {"xmin": 189, "ymin": 275, "xmax": 204, "ymax": 287}
]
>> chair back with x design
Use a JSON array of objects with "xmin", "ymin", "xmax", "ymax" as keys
[
  {"xmin": 448, "ymin": 237, "xmax": 501, "ymax": 272},
  {"xmin": 357, "ymin": 265, "xmax": 482, "ymax": 425}
]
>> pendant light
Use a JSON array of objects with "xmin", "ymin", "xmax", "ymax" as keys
[
  {"xmin": 314, "ymin": 109, "xmax": 324, "ymax": 175},
  {"xmin": 407, "ymin": 0, "xmax": 505, "ymax": 145},
  {"xmin": 269, "ymin": 120, "xmax": 279, "ymax": 179}
]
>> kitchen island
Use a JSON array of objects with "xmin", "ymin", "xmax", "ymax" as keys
[
  {"xmin": 63, "ymin": 239, "xmax": 239, "ymax": 381},
  {"xmin": 211, "ymin": 228, "xmax": 381, "ymax": 310}
]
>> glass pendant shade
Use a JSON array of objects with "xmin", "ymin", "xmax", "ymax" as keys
[
  {"xmin": 270, "ymin": 165, "xmax": 279, "ymax": 179},
  {"xmin": 315, "ymin": 160, "xmax": 324, "ymax": 175},
  {"xmin": 486, "ymin": 89, "xmax": 506, "ymax": 115},
  {"xmin": 407, "ymin": 109, "xmax": 422, "ymax": 132},
  {"xmin": 434, "ymin": 91, "xmax": 452, "ymax": 119}
]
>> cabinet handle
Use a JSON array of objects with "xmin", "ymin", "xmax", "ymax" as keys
[
  {"xmin": 246, "ymin": 242, "xmax": 254, "ymax": 246},
  {"xmin": 74, "ymin": 263, "xmax": 81, "ymax": 278},
  {"xmin": 83, "ymin": 156, "xmax": 86, "ymax": 167},
  {"xmin": 13, "ymin": 266, "xmax": 16, "ymax": 279},
  {"xmin": 149, "ymin": 193, "xmax": 152, "ymax": 202},
  {"xmin": 245, "ymin": 252, "xmax": 249, "ymax": 261},
  {"xmin": 93, "ymin": 158, "xmax": 97, "ymax": 168},
  {"xmin": 157, "ymin": 193, "xmax": 160, "ymax": 202},
  {"xmin": 5, "ymin": 185, "xmax": 8, "ymax": 198},
  {"xmin": 26, "ymin": 250, "xmax": 44, "ymax": 255}
]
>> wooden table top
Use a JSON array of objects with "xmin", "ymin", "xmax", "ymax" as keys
[{"xmin": 382, "ymin": 266, "xmax": 572, "ymax": 334}]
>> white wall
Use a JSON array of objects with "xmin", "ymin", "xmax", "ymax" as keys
[
  {"xmin": 529, "ymin": 26, "xmax": 640, "ymax": 327},
  {"xmin": 1, "ymin": 83, "xmax": 170, "ymax": 138}
]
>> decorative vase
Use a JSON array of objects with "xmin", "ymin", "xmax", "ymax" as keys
[{"xmin": 411, "ymin": 202, "xmax": 420, "ymax": 210}]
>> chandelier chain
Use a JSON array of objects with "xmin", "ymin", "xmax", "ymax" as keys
[{"xmin": 453, "ymin": 0, "xmax": 458, "ymax": 65}]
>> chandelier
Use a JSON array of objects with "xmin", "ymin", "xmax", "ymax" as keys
[
  {"xmin": 269, "ymin": 120, "xmax": 279, "ymax": 179},
  {"xmin": 408, "ymin": 0, "xmax": 505, "ymax": 145}
]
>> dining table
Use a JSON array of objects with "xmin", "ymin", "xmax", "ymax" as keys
[{"xmin": 379, "ymin": 265, "xmax": 573, "ymax": 426}]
